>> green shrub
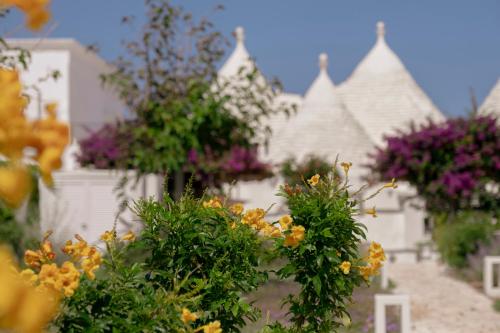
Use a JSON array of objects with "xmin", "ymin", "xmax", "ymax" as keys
[
  {"xmin": 434, "ymin": 211, "xmax": 496, "ymax": 268},
  {"xmin": 493, "ymin": 299, "xmax": 500, "ymax": 313},
  {"xmin": 267, "ymin": 165, "xmax": 387, "ymax": 333},
  {"xmin": 280, "ymin": 155, "xmax": 333, "ymax": 187},
  {"xmin": 134, "ymin": 191, "xmax": 267, "ymax": 332}
]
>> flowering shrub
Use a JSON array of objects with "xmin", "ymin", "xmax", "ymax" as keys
[
  {"xmin": 370, "ymin": 116, "xmax": 500, "ymax": 213},
  {"xmin": 280, "ymin": 155, "xmax": 333, "ymax": 187},
  {"xmin": 134, "ymin": 192, "xmax": 269, "ymax": 332},
  {"xmin": 264, "ymin": 166, "xmax": 389, "ymax": 333},
  {"xmin": 76, "ymin": 121, "xmax": 135, "ymax": 169}
]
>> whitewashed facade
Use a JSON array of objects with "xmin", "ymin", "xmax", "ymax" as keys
[
  {"xmin": 7, "ymin": 38, "xmax": 125, "ymax": 169},
  {"xmin": 220, "ymin": 23, "xmax": 445, "ymax": 256}
]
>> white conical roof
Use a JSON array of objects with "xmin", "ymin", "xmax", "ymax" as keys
[
  {"xmin": 219, "ymin": 26, "xmax": 254, "ymax": 78},
  {"xmin": 480, "ymin": 78, "xmax": 500, "ymax": 116},
  {"xmin": 337, "ymin": 21, "xmax": 444, "ymax": 146},
  {"xmin": 269, "ymin": 53, "xmax": 373, "ymax": 166}
]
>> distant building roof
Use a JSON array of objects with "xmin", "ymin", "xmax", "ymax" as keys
[
  {"xmin": 480, "ymin": 78, "xmax": 500, "ymax": 116},
  {"xmin": 337, "ymin": 22, "xmax": 444, "ymax": 146},
  {"xmin": 269, "ymin": 53, "xmax": 372, "ymax": 166}
]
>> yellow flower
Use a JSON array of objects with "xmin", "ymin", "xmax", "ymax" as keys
[
  {"xmin": 284, "ymin": 225, "xmax": 306, "ymax": 247},
  {"xmin": 270, "ymin": 227, "xmax": 282, "ymax": 238},
  {"xmin": 100, "ymin": 230, "xmax": 116, "ymax": 242},
  {"xmin": 339, "ymin": 261, "xmax": 351, "ymax": 274},
  {"xmin": 202, "ymin": 197, "xmax": 222, "ymax": 209},
  {"xmin": 229, "ymin": 203, "xmax": 244, "ymax": 215},
  {"xmin": 0, "ymin": 164, "xmax": 32, "ymax": 208},
  {"xmin": 383, "ymin": 178, "xmax": 398, "ymax": 189},
  {"xmin": 242, "ymin": 208, "xmax": 266, "ymax": 225},
  {"xmin": 340, "ymin": 162, "xmax": 352, "ymax": 174},
  {"xmin": 58, "ymin": 261, "xmax": 80, "ymax": 297},
  {"xmin": 366, "ymin": 207, "xmax": 377, "ymax": 218},
  {"xmin": 20, "ymin": 268, "xmax": 38, "ymax": 284},
  {"xmin": 307, "ymin": 174, "xmax": 320, "ymax": 186},
  {"xmin": 278, "ymin": 215, "xmax": 293, "ymax": 230},
  {"xmin": 181, "ymin": 307, "xmax": 198, "ymax": 324},
  {"xmin": 122, "ymin": 230, "xmax": 136, "ymax": 242},
  {"xmin": 197, "ymin": 320, "xmax": 222, "ymax": 333},
  {"xmin": 38, "ymin": 263, "xmax": 62, "ymax": 291},
  {"xmin": 24, "ymin": 249, "xmax": 42, "ymax": 269},
  {"xmin": 0, "ymin": 0, "xmax": 52, "ymax": 31},
  {"xmin": 358, "ymin": 266, "xmax": 373, "ymax": 280},
  {"xmin": 0, "ymin": 247, "xmax": 59, "ymax": 333}
]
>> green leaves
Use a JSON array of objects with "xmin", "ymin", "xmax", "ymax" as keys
[
  {"xmin": 272, "ymin": 169, "xmax": 368, "ymax": 333},
  {"xmin": 135, "ymin": 191, "xmax": 266, "ymax": 332}
]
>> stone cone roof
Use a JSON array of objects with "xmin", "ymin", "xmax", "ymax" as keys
[
  {"xmin": 480, "ymin": 78, "xmax": 500, "ymax": 117},
  {"xmin": 337, "ymin": 21, "xmax": 444, "ymax": 146}
]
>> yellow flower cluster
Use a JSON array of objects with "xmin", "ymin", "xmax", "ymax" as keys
[
  {"xmin": 180, "ymin": 308, "xmax": 222, "ymax": 332},
  {"xmin": 0, "ymin": 247, "xmax": 60, "ymax": 333},
  {"xmin": 100, "ymin": 229, "xmax": 136, "ymax": 243},
  {"xmin": 283, "ymin": 225, "xmax": 305, "ymax": 247},
  {"xmin": 358, "ymin": 242, "xmax": 386, "ymax": 280},
  {"xmin": 0, "ymin": 69, "xmax": 69, "ymax": 207},
  {"xmin": 0, "ymin": 0, "xmax": 51, "ymax": 30},
  {"xmin": 229, "ymin": 202, "xmax": 244, "ymax": 215},
  {"xmin": 202, "ymin": 197, "xmax": 223, "ymax": 209},
  {"xmin": 23, "ymin": 234, "xmax": 101, "ymax": 297},
  {"xmin": 340, "ymin": 161, "xmax": 352, "ymax": 174},
  {"xmin": 61, "ymin": 234, "xmax": 102, "ymax": 280},
  {"xmin": 307, "ymin": 174, "xmax": 320, "ymax": 186}
]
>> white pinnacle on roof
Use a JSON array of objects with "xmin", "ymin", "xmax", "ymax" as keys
[
  {"xmin": 219, "ymin": 26, "xmax": 254, "ymax": 78},
  {"xmin": 270, "ymin": 53, "xmax": 372, "ymax": 166},
  {"xmin": 337, "ymin": 21, "xmax": 444, "ymax": 146},
  {"xmin": 480, "ymin": 78, "xmax": 500, "ymax": 116}
]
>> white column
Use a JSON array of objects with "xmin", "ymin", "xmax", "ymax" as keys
[
  {"xmin": 380, "ymin": 261, "xmax": 389, "ymax": 289},
  {"xmin": 375, "ymin": 294, "xmax": 411, "ymax": 333},
  {"xmin": 484, "ymin": 256, "xmax": 500, "ymax": 297}
]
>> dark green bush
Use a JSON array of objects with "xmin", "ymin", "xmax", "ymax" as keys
[
  {"xmin": 280, "ymin": 155, "xmax": 333, "ymax": 187},
  {"xmin": 434, "ymin": 212, "xmax": 497, "ymax": 268},
  {"xmin": 134, "ymin": 192, "xmax": 267, "ymax": 332}
]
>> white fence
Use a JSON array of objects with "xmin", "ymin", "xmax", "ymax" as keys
[{"xmin": 40, "ymin": 170, "xmax": 161, "ymax": 246}]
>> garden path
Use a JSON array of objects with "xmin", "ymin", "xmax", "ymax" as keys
[{"xmin": 388, "ymin": 261, "xmax": 500, "ymax": 333}]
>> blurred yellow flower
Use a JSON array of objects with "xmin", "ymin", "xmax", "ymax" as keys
[
  {"xmin": 122, "ymin": 230, "xmax": 136, "ymax": 242},
  {"xmin": 340, "ymin": 261, "xmax": 351, "ymax": 274},
  {"xmin": 229, "ymin": 203, "xmax": 244, "ymax": 215},
  {"xmin": 278, "ymin": 215, "xmax": 293, "ymax": 230},
  {"xmin": 0, "ymin": 247, "xmax": 60, "ymax": 333},
  {"xmin": 181, "ymin": 308, "xmax": 198, "ymax": 324},
  {"xmin": 202, "ymin": 197, "xmax": 223, "ymax": 209},
  {"xmin": 0, "ymin": 0, "xmax": 51, "ymax": 30},
  {"xmin": 196, "ymin": 320, "xmax": 222, "ymax": 333},
  {"xmin": 366, "ymin": 207, "xmax": 377, "ymax": 218},
  {"xmin": 100, "ymin": 230, "xmax": 116, "ymax": 242},
  {"xmin": 0, "ymin": 164, "xmax": 32, "ymax": 208},
  {"xmin": 307, "ymin": 174, "xmax": 320, "ymax": 186},
  {"xmin": 340, "ymin": 162, "xmax": 352, "ymax": 174},
  {"xmin": 383, "ymin": 178, "xmax": 398, "ymax": 189},
  {"xmin": 284, "ymin": 225, "xmax": 305, "ymax": 247}
]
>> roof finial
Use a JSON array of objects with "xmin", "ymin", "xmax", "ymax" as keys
[
  {"xmin": 376, "ymin": 21, "xmax": 386, "ymax": 39},
  {"xmin": 234, "ymin": 26, "xmax": 245, "ymax": 44},
  {"xmin": 319, "ymin": 53, "xmax": 328, "ymax": 71}
]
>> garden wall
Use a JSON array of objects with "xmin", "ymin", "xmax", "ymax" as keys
[{"xmin": 39, "ymin": 170, "xmax": 161, "ymax": 246}]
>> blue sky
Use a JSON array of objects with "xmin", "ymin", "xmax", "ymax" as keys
[{"xmin": 2, "ymin": 0, "xmax": 500, "ymax": 116}]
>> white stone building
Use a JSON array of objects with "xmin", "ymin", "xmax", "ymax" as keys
[
  {"xmin": 220, "ymin": 22, "xmax": 445, "ymax": 257},
  {"xmin": 7, "ymin": 38, "xmax": 125, "ymax": 168},
  {"xmin": 480, "ymin": 78, "xmax": 500, "ymax": 116}
]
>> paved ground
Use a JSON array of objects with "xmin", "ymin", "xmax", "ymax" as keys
[{"xmin": 388, "ymin": 261, "xmax": 500, "ymax": 333}]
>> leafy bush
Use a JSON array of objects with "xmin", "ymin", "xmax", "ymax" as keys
[
  {"xmin": 267, "ymin": 166, "xmax": 388, "ymax": 333},
  {"xmin": 280, "ymin": 155, "xmax": 333, "ymax": 187},
  {"xmin": 134, "ymin": 192, "xmax": 268, "ymax": 332},
  {"xmin": 369, "ymin": 115, "xmax": 500, "ymax": 213},
  {"xmin": 434, "ymin": 211, "xmax": 497, "ymax": 268}
]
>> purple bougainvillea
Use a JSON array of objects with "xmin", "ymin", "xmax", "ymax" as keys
[
  {"xmin": 76, "ymin": 122, "xmax": 135, "ymax": 169},
  {"xmin": 370, "ymin": 115, "xmax": 500, "ymax": 212}
]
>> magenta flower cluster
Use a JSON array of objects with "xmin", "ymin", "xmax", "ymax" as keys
[
  {"xmin": 76, "ymin": 122, "xmax": 134, "ymax": 169},
  {"xmin": 370, "ymin": 115, "xmax": 500, "ymax": 212}
]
